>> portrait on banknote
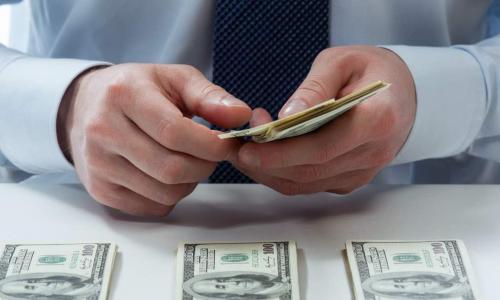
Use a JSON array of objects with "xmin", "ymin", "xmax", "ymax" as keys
[
  {"xmin": 182, "ymin": 270, "xmax": 291, "ymax": 299},
  {"xmin": 0, "ymin": 272, "xmax": 101, "ymax": 300},
  {"xmin": 360, "ymin": 271, "xmax": 472, "ymax": 299}
]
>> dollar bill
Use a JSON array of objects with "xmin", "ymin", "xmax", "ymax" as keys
[
  {"xmin": 0, "ymin": 242, "xmax": 117, "ymax": 300},
  {"xmin": 218, "ymin": 81, "xmax": 389, "ymax": 143},
  {"xmin": 345, "ymin": 240, "xmax": 480, "ymax": 300},
  {"xmin": 176, "ymin": 241, "xmax": 300, "ymax": 300}
]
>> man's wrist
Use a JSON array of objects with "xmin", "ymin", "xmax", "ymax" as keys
[
  {"xmin": 383, "ymin": 45, "xmax": 487, "ymax": 164},
  {"xmin": 0, "ymin": 55, "xmax": 111, "ymax": 174},
  {"xmin": 57, "ymin": 66, "xmax": 109, "ymax": 164}
]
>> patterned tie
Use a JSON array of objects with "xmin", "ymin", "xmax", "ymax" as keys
[{"xmin": 210, "ymin": 0, "xmax": 330, "ymax": 183}]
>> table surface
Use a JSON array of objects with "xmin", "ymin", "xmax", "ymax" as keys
[{"xmin": 0, "ymin": 183, "xmax": 498, "ymax": 299}]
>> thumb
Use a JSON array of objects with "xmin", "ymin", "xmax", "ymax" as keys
[
  {"xmin": 279, "ymin": 56, "xmax": 348, "ymax": 119},
  {"xmin": 279, "ymin": 74, "xmax": 341, "ymax": 119},
  {"xmin": 156, "ymin": 65, "xmax": 252, "ymax": 129},
  {"xmin": 197, "ymin": 92, "xmax": 252, "ymax": 129}
]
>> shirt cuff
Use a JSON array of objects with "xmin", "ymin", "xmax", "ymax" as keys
[
  {"xmin": 0, "ymin": 56, "xmax": 110, "ymax": 174},
  {"xmin": 382, "ymin": 45, "xmax": 487, "ymax": 165}
]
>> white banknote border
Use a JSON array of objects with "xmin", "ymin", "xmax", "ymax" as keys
[{"xmin": 345, "ymin": 239, "xmax": 481, "ymax": 300}]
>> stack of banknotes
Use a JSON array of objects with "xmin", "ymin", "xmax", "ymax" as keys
[
  {"xmin": 345, "ymin": 240, "xmax": 480, "ymax": 300},
  {"xmin": 176, "ymin": 241, "xmax": 300, "ymax": 300},
  {"xmin": 175, "ymin": 240, "xmax": 480, "ymax": 300},
  {"xmin": 219, "ymin": 81, "xmax": 389, "ymax": 143},
  {"xmin": 0, "ymin": 240, "xmax": 479, "ymax": 299},
  {"xmin": 0, "ymin": 242, "xmax": 116, "ymax": 300}
]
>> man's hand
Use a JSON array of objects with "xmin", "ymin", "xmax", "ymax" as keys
[
  {"xmin": 234, "ymin": 46, "xmax": 416, "ymax": 195},
  {"xmin": 58, "ymin": 64, "xmax": 251, "ymax": 216}
]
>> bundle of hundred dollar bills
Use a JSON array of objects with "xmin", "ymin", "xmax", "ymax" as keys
[
  {"xmin": 0, "ymin": 240, "xmax": 479, "ymax": 299},
  {"xmin": 0, "ymin": 242, "xmax": 116, "ymax": 300},
  {"xmin": 219, "ymin": 80, "xmax": 389, "ymax": 143},
  {"xmin": 176, "ymin": 241, "xmax": 300, "ymax": 300},
  {"xmin": 176, "ymin": 240, "xmax": 480, "ymax": 300},
  {"xmin": 345, "ymin": 240, "xmax": 480, "ymax": 300}
]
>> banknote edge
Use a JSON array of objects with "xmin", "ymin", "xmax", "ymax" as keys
[
  {"xmin": 454, "ymin": 240, "xmax": 483, "ymax": 300},
  {"xmin": 345, "ymin": 241, "xmax": 367, "ymax": 300},
  {"xmin": 98, "ymin": 243, "xmax": 117, "ymax": 300},
  {"xmin": 345, "ymin": 239, "xmax": 482, "ymax": 300}
]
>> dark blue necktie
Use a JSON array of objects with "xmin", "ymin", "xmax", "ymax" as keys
[{"xmin": 210, "ymin": 0, "xmax": 330, "ymax": 183}]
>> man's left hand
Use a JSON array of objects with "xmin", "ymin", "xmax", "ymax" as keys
[{"xmin": 232, "ymin": 46, "xmax": 416, "ymax": 195}]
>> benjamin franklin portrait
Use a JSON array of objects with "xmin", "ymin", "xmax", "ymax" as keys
[
  {"xmin": 183, "ymin": 271, "xmax": 292, "ymax": 300},
  {"xmin": 0, "ymin": 272, "xmax": 101, "ymax": 300},
  {"xmin": 361, "ymin": 271, "xmax": 472, "ymax": 299}
]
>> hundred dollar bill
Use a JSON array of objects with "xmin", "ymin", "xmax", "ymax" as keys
[
  {"xmin": 345, "ymin": 240, "xmax": 480, "ymax": 300},
  {"xmin": 176, "ymin": 241, "xmax": 300, "ymax": 300},
  {"xmin": 219, "ymin": 81, "xmax": 389, "ymax": 143},
  {"xmin": 0, "ymin": 242, "xmax": 117, "ymax": 300}
]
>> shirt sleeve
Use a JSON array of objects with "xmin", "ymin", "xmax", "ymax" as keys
[
  {"xmin": 0, "ymin": 44, "xmax": 109, "ymax": 175},
  {"xmin": 384, "ymin": 33, "xmax": 500, "ymax": 164}
]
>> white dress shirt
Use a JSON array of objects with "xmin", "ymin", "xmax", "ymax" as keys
[{"xmin": 1, "ymin": 0, "xmax": 500, "ymax": 184}]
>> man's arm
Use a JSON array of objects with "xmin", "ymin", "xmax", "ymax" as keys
[
  {"xmin": 465, "ymin": 35, "xmax": 500, "ymax": 161},
  {"xmin": 0, "ymin": 44, "xmax": 109, "ymax": 175},
  {"xmin": 387, "ymin": 2, "xmax": 500, "ymax": 164},
  {"xmin": 386, "ymin": 33, "xmax": 500, "ymax": 164}
]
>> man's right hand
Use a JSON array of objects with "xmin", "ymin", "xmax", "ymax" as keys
[{"xmin": 58, "ymin": 64, "xmax": 251, "ymax": 216}]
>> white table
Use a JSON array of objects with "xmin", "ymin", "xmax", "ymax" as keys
[{"xmin": 0, "ymin": 183, "xmax": 498, "ymax": 299}]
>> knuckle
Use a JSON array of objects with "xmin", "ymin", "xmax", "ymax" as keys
[
  {"xmin": 297, "ymin": 76, "xmax": 329, "ymax": 100},
  {"xmin": 156, "ymin": 117, "xmax": 179, "ymax": 145},
  {"xmin": 371, "ymin": 149, "xmax": 394, "ymax": 167},
  {"xmin": 164, "ymin": 183, "xmax": 196, "ymax": 206},
  {"xmin": 333, "ymin": 186, "xmax": 356, "ymax": 195},
  {"xmin": 313, "ymin": 144, "xmax": 336, "ymax": 163},
  {"xmin": 200, "ymin": 84, "xmax": 226, "ymax": 100},
  {"xmin": 86, "ymin": 180, "xmax": 111, "ymax": 203},
  {"xmin": 154, "ymin": 206, "xmax": 173, "ymax": 217},
  {"xmin": 105, "ymin": 82, "xmax": 127, "ymax": 100},
  {"xmin": 178, "ymin": 183, "xmax": 197, "ymax": 200},
  {"xmin": 183, "ymin": 64, "xmax": 200, "ymax": 76},
  {"xmin": 358, "ymin": 172, "xmax": 375, "ymax": 186},
  {"xmin": 316, "ymin": 48, "xmax": 334, "ymax": 62},
  {"xmin": 83, "ymin": 116, "xmax": 113, "ymax": 145},
  {"xmin": 277, "ymin": 181, "xmax": 304, "ymax": 196},
  {"xmin": 294, "ymin": 165, "xmax": 324, "ymax": 183},
  {"xmin": 335, "ymin": 48, "xmax": 370, "ymax": 69},
  {"xmin": 84, "ymin": 148, "xmax": 103, "ymax": 171},
  {"xmin": 340, "ymin": 47, "xmax": 368, "ymax": 60},
  {"xmin": 103, "ymin": 74, "xmax": 130, "ymax": 106},
  {"xmin": 348, "ymin": 170, "xmax": 376, "ymax": 189},
  {"xmin": 375, "ymin": 109, "xmax": 397, "ymax": 137},
  {"xmin": 330, "ymin": 170, "xmax": 377, "ymax": 195},
  {"xmin": 213, "ymin": 143, "xmax": 233, "ymax": 162},
  {"xmin": 158, "ymin": 159, "xmax": 185, "ymax": 184},
  {"xmin": 174, "ymin": 64, "xmax": 202, "ymax": 79}
]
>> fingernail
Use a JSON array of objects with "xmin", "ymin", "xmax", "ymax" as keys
[
  {"xmin": 220, "ymin": 96, "xmax": 248, "ymax": 108},
  {"xmin": 205, "ymin": 96, "xmax": 248, "ymax": 108},
  {"xmin": 239, "ymin": 147, "xmax": 260, "ymax": 167},
  {"xmin": 280, "ymin": 99, "xmax": 309, "ymax": 117}
]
